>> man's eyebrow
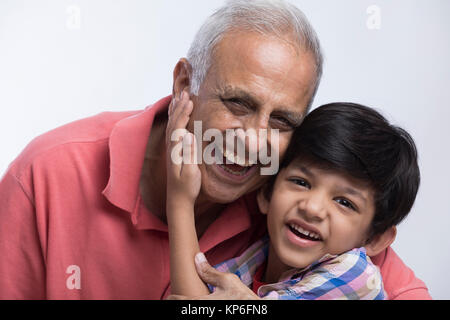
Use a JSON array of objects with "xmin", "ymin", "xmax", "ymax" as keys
[
  {"xmin": 218, "ymin": 86, "xmax": 304, "ymax": 124},
  {"xmin": 272, "ymin": 110, "xmax": 304, "ymax": 126},
  {"xmin": 218, "ymin": 86, "xmax": 260, "ymax": 106}
]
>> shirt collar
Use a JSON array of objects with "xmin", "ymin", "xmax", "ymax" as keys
[
  {"xmin": 102, "ymin": 95, "xmax": 172, "ymax": 227},
  {"xmin": 102, "ymin": 95, "xmax": 260, "ymax": 240},
  {"xmin": 133, "ymin": 189, "xmax": 260, "ymax": 252}
]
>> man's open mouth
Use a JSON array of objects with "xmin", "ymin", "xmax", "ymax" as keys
[
  {"xmin": 219, "ymin": 148, "xmax": 256, "ymax": 175},
  {"xmin": 218, "ymin": 163, "xmax": 253, "ymax": 176},
  {"xmin": 215, "ymin": 145, "xmax": 257, "ymax": 177}
]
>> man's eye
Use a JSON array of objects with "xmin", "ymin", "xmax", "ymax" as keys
[
  {"xmin": 223, "ymin": 98, "xmax": 241, "ymax": 105},
  {"xmin": 335, "ymin": 198, "xmax": 357, "ymax": 211},
  {"xmin": 289, "ymin": 178, "xmax": 310, "ymax": 189},
  {"xmin": 270, "ymin": 116, "xmax": 295, "ymax": 130},
  {"xmin": 221, "ymin": 98, "xmax": 249, "ymax": 113}
]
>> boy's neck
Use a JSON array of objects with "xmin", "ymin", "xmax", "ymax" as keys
[{"xmin": 263, "ymin": 244, "xmax": 292, "ymax": 284}]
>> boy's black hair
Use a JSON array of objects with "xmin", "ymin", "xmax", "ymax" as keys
[{"xmin": 264, "ymin": 102, "xmax": 420, "ymax": 240}]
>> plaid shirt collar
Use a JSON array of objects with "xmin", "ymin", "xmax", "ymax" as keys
[{"xmin": 210, "ymin": 236, "xmax": 386, "ymax": 300}]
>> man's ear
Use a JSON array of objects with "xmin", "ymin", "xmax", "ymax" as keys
[
  {"xmin": 364, "ymin": 226, "xmax": 397, "ymax": 257},
  {"xmin": 256, "ymin": 189, "xmax": 269, "ymax": 215},
  {"xmin": 172, "ymin": 58, "xmax": 192, "ymax": 98}
]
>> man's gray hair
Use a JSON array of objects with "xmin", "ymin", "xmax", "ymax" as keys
[{"xmin": 187, "ymin": 0, "xmax": 323, "ymax": 107}]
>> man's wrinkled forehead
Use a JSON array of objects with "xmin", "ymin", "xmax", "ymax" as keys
[{"xmin": 209, "ymin": 32, "xmax": 317, "ymax": 112}]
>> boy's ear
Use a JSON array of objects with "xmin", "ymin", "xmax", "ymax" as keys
[
  {"xmin": 364, "ymin": 226, "xmax": 397, "ymax": 257},
  {"xmin": 172, "ymin": 58, "xmax": 192, "ymax": 98},
  {"xmin": 256, "ymin": 189, "xmax": 269, "ymax": 215}
]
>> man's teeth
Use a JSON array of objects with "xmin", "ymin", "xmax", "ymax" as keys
[
  {"xmin": 223, "ymin": 149, "xmax": 255, "ymax": 167},
  {"xmin": 289, "ymin": 224, "xmax": 321, "ymax": 240}
]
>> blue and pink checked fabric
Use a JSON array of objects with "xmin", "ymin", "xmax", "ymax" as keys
[{"xmin": 208, "ymin": 236, "xmax": 386, "ymax": 300}]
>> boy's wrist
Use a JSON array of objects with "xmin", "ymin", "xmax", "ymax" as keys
[
  {"xmin": 168, "ymin": 186, "xmax": 196, "ymax": 202},
  {"xmin": 167, "ymin": 195, "xmax": 195, "ymax": 215}
]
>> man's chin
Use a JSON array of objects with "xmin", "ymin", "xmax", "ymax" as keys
[
  {"xmin": 199, "ymin": 185, "xmax": 247, "ymax": 204},
  {"xmin": 199, "ymin": 163, "xmax": 262, "ymax": 204}
]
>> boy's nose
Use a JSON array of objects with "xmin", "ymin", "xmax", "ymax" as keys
[{"xmin": 297, "ymin": 191, "xmax": 327, "ymax": 222}]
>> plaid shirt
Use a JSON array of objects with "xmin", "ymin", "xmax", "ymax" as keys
[{"xmin": 209, "ymin": 236, "xmax": 386, "ymax": 300}]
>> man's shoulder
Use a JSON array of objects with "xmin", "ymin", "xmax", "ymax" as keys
[
  {"xmin": 9, "ymin": 110, "xmax": 141, "ymax": 178},
  {"xmin": 372, "ymin": 246, "xmax": 432, "ymax": 299}
]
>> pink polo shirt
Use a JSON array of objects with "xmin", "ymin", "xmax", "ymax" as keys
[{"xmin": 0, "ymin": 96, "xmax": 431, "ymax": 300}]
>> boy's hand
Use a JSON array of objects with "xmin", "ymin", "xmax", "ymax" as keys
[
  {"xmin": 166, "ymin": 90, "xmax": 201, "ymax": 205},
  {"xmin": 166, "ymin": 253, "xmax": 260, "ymax": 300}
]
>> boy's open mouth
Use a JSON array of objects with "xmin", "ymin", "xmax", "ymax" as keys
[{"xmin": 288, "ymin": 223, "xmax": 322, "ymax": 242}]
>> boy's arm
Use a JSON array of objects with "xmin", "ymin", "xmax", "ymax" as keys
[
  {"xmin": 166, "ymin": 198, "xmax": 210, "ymax": 296},
  {"xmin": 165, "ymin": 91, "xmax": 210, "ymax": 297}
]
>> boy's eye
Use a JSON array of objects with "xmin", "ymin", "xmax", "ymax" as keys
[
  {"xmin": 335, "ymin": 198, "xmax": 357, "ymax": 211},
  {"xmin": 289, "ymin": 178, "xmax": 310, "ymax": 189}
]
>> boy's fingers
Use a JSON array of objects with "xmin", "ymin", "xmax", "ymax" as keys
[
  {"xmin": 168, "ymin": 98, "xmax": 175, "ymax": 116},
  {"xmin": 174, "ymin": 100, "xmax": 194, "ymax": 131},
  {"xmin": 184, "ymin": 133, "xmax": 198, "ymax": 163},
  {"xmin": 166, "ymin": 99, "xmax": 193, "ymax": 148},
  {"xmin": 194, "ymin": 252, "xmax": 227, "ymax": 288},
  {"xmin": 169, "ymin": 89, "xmax": 185, "ymax": 116},
  {"xmin": 180, "ymin": 133, "xmax": 198, "ymax": 177},
  {"xmin": 169, "ymin": 132, "xmax": 198, "ymax": 179},
  {"xmin": 169, "ymin": 90, "xmax": 191, "ymax": 126},
  {"xmin": 167, "ymin": 130, "xmax": 187, "ymax": 178},
  {"xmin": 166, "ymin": 90, "xmax": 184, "ymax": 134}
]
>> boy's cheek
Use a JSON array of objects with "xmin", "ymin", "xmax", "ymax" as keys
[{"xmin": 326, "ymin": 230, "xmax": 360, "ymax": 254}]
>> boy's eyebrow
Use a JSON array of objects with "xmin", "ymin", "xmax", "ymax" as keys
[
  {"xmin": 293, "ymin": 163, "xmax": 368, "ymax": 204},
  {"xmin": 288, "ymin": 162, "xmax": 314, "ymax": 177},
  {"xmin": 297, "ymin": 165, "xmax": 313, "ymax": 176},
  {"xmin": 336, "ymin": 186, "xmax": 368, "ymax": 204}
]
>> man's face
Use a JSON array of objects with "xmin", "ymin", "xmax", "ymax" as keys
[{"xmin": 188, "ymin": 31, "xmax": 317, "ymax": 204}]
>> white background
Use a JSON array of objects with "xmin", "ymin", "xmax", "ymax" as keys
[{"xmin": 1, "ymin": 0, "xmax": 449, "ymax": 299}]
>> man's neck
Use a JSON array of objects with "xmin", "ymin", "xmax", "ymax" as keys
[
  {"xmin": 139, "ymin": 110, "xmax": 168, "ymax": 222},
  {"xmin": 139, "ymin": 110, "xmax": 225, "ymax": 237},
  {"xmin": 192, "ymin": 195, "xmax": 227, "ymax": 237}
]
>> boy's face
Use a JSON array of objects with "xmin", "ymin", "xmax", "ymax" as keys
[{"xmin": 258, "ymin": 159, "xmax": 376, "ymax": 273}]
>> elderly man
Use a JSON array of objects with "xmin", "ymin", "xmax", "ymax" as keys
[{"xmin": 0, "ymin": 0, "xmax": 430, "ymax": 299}]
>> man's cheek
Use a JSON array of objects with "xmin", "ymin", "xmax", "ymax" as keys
[{"xmin": 277, "ymin": 138, "xmax": 290, "ymax": 161}]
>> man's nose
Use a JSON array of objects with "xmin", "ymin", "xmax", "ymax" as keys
[
  {"xmin": 245, "ymin": 111, "xmax": 270, "ymax": 131},
  {"xmin": 297, "ymin": 190, "xmax": 327, "ymax": 222},
  {"xmin": 241, "ymin": 113, "xmax": 272, "ymax": 151}
]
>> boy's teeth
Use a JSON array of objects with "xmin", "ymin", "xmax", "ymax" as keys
[{"xmin": 290, "ymin": 224, "xmax": 321, "ymax": 240}]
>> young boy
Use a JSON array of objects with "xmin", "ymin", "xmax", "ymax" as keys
[{"xmin": 166, "ymin": 97, "xmax": 420, "ymax": 299}]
